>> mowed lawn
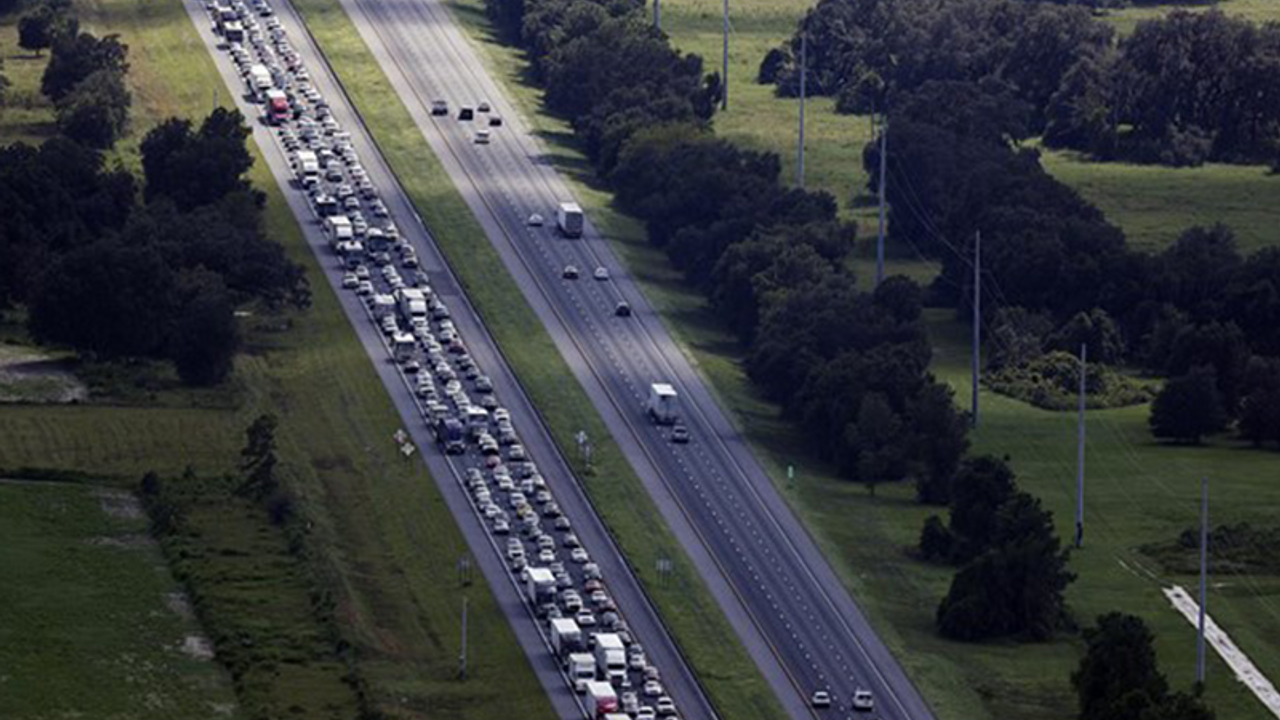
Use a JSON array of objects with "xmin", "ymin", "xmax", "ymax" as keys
[
  {"xmin": 431, "ymin": 0, "xmax": 1280, "ymax": 719},
  {"xmin": 0, "ymin": 0, "xmax": 555, "ymax": 716},
  {"xmin": 0, "ymin": 480, "xmax": 239, "ymax": 720}
]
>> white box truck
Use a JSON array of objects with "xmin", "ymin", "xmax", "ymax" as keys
[
  {"xmin": 585, "ymin": 680, "xmax": 619, "ymax": 718},
  {"xmin": 556, "ymin": 202, "xmax": 584, "ymax": 238},
  {"xmin": 396, "ymin": 288, "xmax": 428, "ymax": 321},
  {"xmin": 549, "ymin": 617, "xmax": 582, "ymax": 658},
  {"xmin": 646, "ymin": 383, "xmax": 678, "ymax": 425},
  {"xmin": 525, "ymin": 567, "xmax": 557, "ymax": 609},
  {"xmin": 567, "ymin": 653, "xmax": 596, "ymax": 693},
  {"xmin": 324, "ymin": 215, "xmax": 352, "ymax": 249},
  {"xmin": 593, "ymin": 633, "xmax": 627, "ymax": 685},
  {"xmin": 247, "ymin": 63, "xmax": 274, "ymax": 99},
  {"xmin": 392, "ymin": 332, "xmax": 416, "ymax": 363},
  {"xmin": 294, "ymin": 150, "xmax": 320, "ymax": 185}
]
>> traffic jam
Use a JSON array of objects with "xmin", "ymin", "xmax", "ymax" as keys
[{"xmin": 201, "ymin": 0, "xmax": 684, "ymax": 717}]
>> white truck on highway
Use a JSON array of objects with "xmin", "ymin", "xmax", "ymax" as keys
[
  {"xmin": 646, "ymin": 383, "xmax": 678, "ymax": 425},
  {"xmin": 247, "ymin": 63, "xmax": 274, "ymax": 99},
  {"xmin": 395, "ymin": 287, "xmax": 428, "ymax": 321},
  {"xmin": 294, "ymin": 149, "xmax": 320, "ymax": 187},
  {"xmin": 550, "ymin": 617, "xmax": 583, "ymax": 658},
  {"xmin": 593, "ymin": 633, "xmax": 627, "ymax": 685},
  {"xmin": 525, "ymin": 567, "xmax": 557, "ymax": 611},
  {"xmin": 557, "ymin": 201, "xmax": 584, "ymax": 238},
  {"xmin": 324, "ymin": 215, "xmax": 352, "ymax": 249},
  {"xmin": 566, "ymin": 652, "xmax": 596, "ymax": 693},
  {"xmin": 585, "ymin": 680, "xmax": 619, "ymax": 718}
]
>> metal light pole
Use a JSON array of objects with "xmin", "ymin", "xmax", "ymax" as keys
[
  {"xmin": 797, "ymin": 31, "xmax": 806, "ymax": 189},
  {"xmin": 721, "ymin": 0, "xmax": 729, "ymax": 110},
  {"xmin": 1076, "ymin": 343, "xmax": 1087, "ymax": 548},
  {"xmin": 971, "ymin": 230, "xmax": 981, "ymax": 427},
  {"xmin": 1197, "ymin": 476, "xmax": 1209, "ymax": 686},
  {"xmin": 459, "ymin": 596, "xmax": 469, "ymax": 680},
  {"xmin": 654, "ymin": 0, "xmax": 660, "ymax": 31},
  {"xmin": 876, "ymin": 121, "xmax": 888, "ymax": 287}
]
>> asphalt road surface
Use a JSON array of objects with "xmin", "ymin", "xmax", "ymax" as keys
[
  {"xmin": 184, "ymin": 1, "xmax": 719, "ymax": 717},
  {"xmin": 329, "ymin": 0, "xmax": 941, "ymax": 718}
]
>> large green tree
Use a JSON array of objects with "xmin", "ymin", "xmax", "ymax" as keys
[
  {"xmin": 1149, "ymin": 366, "xmax": 1228, "ymax": 444},
  {"xmin": 41, "ymin": 30, "xmax": 128, "ymax": 101},
  {"xmin": 54, "ymin": 68, "xmax": 130, "ymax": 148},
  {"xmin": 140, "ymin": 108, "xmax": 256, "ymax": 211}
]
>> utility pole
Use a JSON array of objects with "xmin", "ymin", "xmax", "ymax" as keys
[
  {"xmin": 876, "ymin": 120, "xmax": 888, "ymax": 287},
  {"xmin": 653, "ymin": 0, "xmax": 660, "ymax": 31},
  {"xmin": 721, "ymin": 0, "xmax": 729, "ymax": 110},
  {"xmin": 971, "ymin": 230, "xmax": 981, "ymax": 427},
  {"xmin": 1076, "ymin": 343, "xmax": 1087, "ymax": 549},
  {"xmin": 1197, "ymin": 476, "xmax": 1209, "ymax": 687},
  {"xmin": 459, "ymin": 596, "xmax": 469, "ymax": 680},
  {"xmin": 797, "ymin": 31, "xmax": 806, "ymax": 189}
]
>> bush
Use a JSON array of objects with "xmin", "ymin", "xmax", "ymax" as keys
[{"xmin": 985, "ymin": 352, "xmax": 1154, "ymax": 411}]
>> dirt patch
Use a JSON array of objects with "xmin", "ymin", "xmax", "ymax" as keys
[
  {"xmin": 178, "ymin": 634, "xmax": 216, "ymax": 661},
  {"xmin": 0, "ymin": 344, "xmax": 89, "ymax": 404},
  {"xmin": 87, "ymin": 534, "xmax": 152, "ymax": 549},
  {"xmin": 95, "ymin": 488, "xmax": 145, "ymax": 520}
]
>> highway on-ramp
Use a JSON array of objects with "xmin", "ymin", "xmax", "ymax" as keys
[
  {"xmin": 184, "ymin": 1, "xmax": 719, "ymax": 717},
  {"xmin": 330, "ymin": 0, "xmax": 940, "ymax": 718}
]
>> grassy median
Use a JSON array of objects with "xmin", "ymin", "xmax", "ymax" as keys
[
  {"xmin": 0, "ymin": 0, "xmax": 554, "ymax": 716},
  {"xmin": 438, "ymin": 0, "xmax": 1280, "ymax": 719},
  {"xmin": 282, "ymin": 0, "xmax": 786, "ymax": 717}
]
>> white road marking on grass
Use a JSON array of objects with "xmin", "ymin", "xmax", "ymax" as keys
[{"xmin": 1164, "ymin": 585, "xmax": 1280, "ymax": 718}]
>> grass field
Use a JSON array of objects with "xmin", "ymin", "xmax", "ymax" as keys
[
  {"xmin": 0, "ymin": 479, "xmax": 240, "ymax": 720},
  {"xmin": 438, "ymin": 0, "xmax": 1280, "ymax": 719},
  {"xmin": 280, "ymin": 0, "xmax": 784, "ymax": 716},
  {"xmin": 0, "ymin": 0, "xmax": 556, "ymax": 716},
  {"xmin": 0, "ymin": 20, "xmax": 56, "ymax": 146}
]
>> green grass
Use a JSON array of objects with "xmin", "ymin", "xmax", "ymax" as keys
[
  {"xmin": 148, "ymin": 473, "xmax": 367, "ymax": 718},
  {"xmin": 0, "ymin": 0, "xmax": 556, "ymax": 716},
  {"xmin": 0, "ymin": 480, "xmax": 240, "ymax": 719},
  {"xmin": 439, "ymin": 1, "xmax": 1280, "ymax": 719},
  {"xmin": 1040, "ymin": 147, "xmax": 1280, "ymax": 253},
  {"xmin": 1101, "ymin": 0, "xmax": 1280, "ymax": 36},
  {"xmin": 284, "ymin": 0, "xmax": 784, "ymax": 717}
]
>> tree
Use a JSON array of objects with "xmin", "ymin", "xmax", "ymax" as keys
[
  {"xmin": 140, "ymin": 108, "xmax": 256, "ymax": 210},
  {"xmin": 1149, "ymin": 366, "xmax": 1228, "ymax": 444},
  {"xmin": 41, "ymin": 31, "xmax": 128, "ymax": 102},
  {"xmin": 27, "ymin": 238, "xmax": 173, "ymax": 359},
  {"xmin": 919, "ymin": 515, "xmax": 953, "ymax": 562},
  {"xmin": 1071, "ymin": 613, "xmax": 1167, "ymax": 720},
  {"xmin": 936, "ymin": 491, "xmax": 1073, "ymax": 641},
  {"xmin": 946, "ymin": 455, "xmax": 1017, "ymax": 561},
  {"xmin": 1047, "ymin": 308, "xmax": 1125, "ymax": 365},
  {"xmin": 167, "ymin": 269, "xmax": 240, "ymax": 386},
  {"xmin": 1238, "ymin": 357, "xmax": 1280, "ymax": 447},
  {"xmin": 18, "ymin": 7, "xmax": 55, "ymax": 57},
  {"xmin": 239, "ymin": 413, "xmax": 280, "ymax": 499},
  {"xmin": 54, "ymin": 68, "xmax": 130, "ymax": 148}
]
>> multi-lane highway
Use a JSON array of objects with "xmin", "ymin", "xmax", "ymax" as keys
[
  {"xmin": 184, "ymin": 1, "xmax": 718, "ymax": 717},
  {"xmin": 328, "ymin": 0, "xmax": 940, "ymax": 718}
]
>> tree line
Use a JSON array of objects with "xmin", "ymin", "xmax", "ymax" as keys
[
  {"xmin": 16, "ymin": 0, "xmax": 135, "ymax": 148},
  {"xmin": 766, "ymin": 0, "xmax": 1280, "ymax": 167},
  {"xmin": 0, "ymin": 108, "xmax": 308, "ymax": 385}
]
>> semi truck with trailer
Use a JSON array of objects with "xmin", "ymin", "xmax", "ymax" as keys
[{"xmin": 556, "ymin": 202, "xmax": 584, "ymax": 238}]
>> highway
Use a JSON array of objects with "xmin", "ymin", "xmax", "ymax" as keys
[
  {"xmin": 329, "ymin": 0, "xmax": 940, "ymax": 718},
  {"xmin": 184, "ymin": 1, "xmax": 719, "ymax": 718}
]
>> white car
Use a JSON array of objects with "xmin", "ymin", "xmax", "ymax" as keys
[
  {"xmin": 655, "ymin": 697, "xmax": 676, "ymax": 715},
  {"xmin": 852, "ymin": 689, "xmax": 874, "ymax": 711},
  {"xmin": 575, "ymin": 610, "xmax": 597, "ymax": 627},
  {"xmin": 570, "ymin": 547, "xmax": 589, "ymax": 564},
  {"xmin": 593, "ymin": 266, "xmax": 609, "ymax": 281},
  {"xmin": 341, "ymin": 272, "xmax": 358, "ymax": 288},
  {"xmin": 643, "ymin": 680, "xmax": 664, "ymax": 697},
  {"xmin": 811, "ymin": 690, "xmax": 832, "ymax": 708},
  {"xmin": 527, "ymin": 213, "xmax": 544, "ymax": 227}
]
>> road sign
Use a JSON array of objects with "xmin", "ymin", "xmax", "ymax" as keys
[
  {"xmin": 393, "ymin": 428, "xmax": 408, "ymax": 445},
  {"xmin": 575, "ymin": 430, "xmax": 588, "ymax": 447},
  {"xmin": 400, "ymin": 442, "xmax": 416, "ymax": 458}
]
